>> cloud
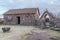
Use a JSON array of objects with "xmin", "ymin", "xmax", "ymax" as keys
[
  {"xmin": 0, "ymin": 0, "xmax": 59, "ymax": 8},
  {"xmin": 9, "ymin": 0, "xmax": 14, "ymax": 3},
  {"xmin": 0, "ymin": 0, "xmax": 60, "ymax": 15},
  {"xmin": 0, "ymin": 0, "xmax": 6, "ymax": 6}
]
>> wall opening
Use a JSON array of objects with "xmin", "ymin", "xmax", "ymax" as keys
[
  {"xmin": 17, "ymin": 16, "xmax": 20, "ymax": 24},
  {"xmin": 45, "ymin": 18, "xmax": 50, "ymax": 22}
]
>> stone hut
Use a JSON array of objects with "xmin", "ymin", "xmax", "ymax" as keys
[
  {"xmin": 3, "ymin": 8, "xmax": 40, "ymax": 25},
  {"xmin": 39, "ymin": 9, "xmax": 55, "ymax": 27}
]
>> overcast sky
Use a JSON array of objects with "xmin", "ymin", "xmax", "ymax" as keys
[{"xmin": 0, "ymin": 0, "xmax": 60, "ymax": 16}]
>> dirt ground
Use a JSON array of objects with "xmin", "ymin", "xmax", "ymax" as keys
[{"xmin": 0, "ymin": 25, "xmax": 60, "ymax": 40}]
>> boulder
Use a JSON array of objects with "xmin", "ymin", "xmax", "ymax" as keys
[{"xmin": 2, "ymin": 27, "xmax": 10, "ymax": 32}]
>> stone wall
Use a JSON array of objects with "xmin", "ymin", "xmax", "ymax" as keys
[
  {"xmin": 36, "ymin": 17, "xmax": 60, "ymax": 28},
  {"xmin": 4, "ymin": 14, "xmax": 35, "ymax": 25},
  {"xmin": 53, "ymin": 18, "xmax": 60, "ymax": 28}
]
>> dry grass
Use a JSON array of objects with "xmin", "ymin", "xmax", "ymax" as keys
[
  {"xmin": 0, "ymin": 25, "xmax": 38, "ymax": 40},
  {"xmin": 44, "ymin": 29, "xmax": 60, "ymax": 40},
  {"xmin": 0, "ymin": 25, "xmax": 60, "ymax": 40}
]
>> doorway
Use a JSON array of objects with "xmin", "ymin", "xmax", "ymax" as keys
[
  {"xmin": 17, "ymin": 16, "xmax": 20, "ymax": 24},
  {"xmin": 45, "ymin": 18, "xmax": 50, "ymax": 22}
]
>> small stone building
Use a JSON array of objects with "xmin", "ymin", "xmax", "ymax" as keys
[
  {"xmin": 3, "ymin": 8, "xmax": 40, "ymax": 25},
  {"xmin": 37, "ymin": 9, "xmax": 55, "ymax": 27}
]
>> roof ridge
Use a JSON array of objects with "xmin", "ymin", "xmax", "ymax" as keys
[
  {"xmin": 3, "ymin": 8, "xmax": 39, "ymax": 15},
  {"xmin": 9, "ymin": 8, "xmax": 39, "ymax": 10}
]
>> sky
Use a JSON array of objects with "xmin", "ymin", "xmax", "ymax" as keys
[{"xmin": 0, "ymin": 0, "xmax": 60, "ymax": 17}]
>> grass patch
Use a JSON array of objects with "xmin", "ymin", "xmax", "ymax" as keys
[
  {"xmin": 50, "ymin": 37, "xmax": 60, "ymax": 40},
  {"xmin": 50, "ymin": 28, "xmax": 60, "ymax": 33}
]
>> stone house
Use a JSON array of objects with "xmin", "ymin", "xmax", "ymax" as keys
[
  {"xmin": 40, "ymin": 9, "xmax": 55, "ymax": 27},
  {"xmin": 37, "ymin": 9, "xmax": 55, "ymax": 27},
  {"xmin": 3, "ymin": 8, "xmax": 40, "ymax": 25}
]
